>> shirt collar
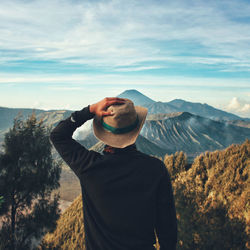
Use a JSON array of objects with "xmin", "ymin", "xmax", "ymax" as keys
[{"xmin": 103, "ymin": 144, "xmax": 137, "ymax": 155}]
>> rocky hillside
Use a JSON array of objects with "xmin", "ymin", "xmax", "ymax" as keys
[{"xmin": 141, "ymin": 112, "xmax": 250, "ymax": 157}]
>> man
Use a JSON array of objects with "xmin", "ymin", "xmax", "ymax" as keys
[{"xmin": 50, "ymin": 97, "xmax": 177, "ymax": 250}]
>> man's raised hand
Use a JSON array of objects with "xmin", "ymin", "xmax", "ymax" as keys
[{"xmin": 89, "ymin": 97, "xmax": 126, "ymax": 117}]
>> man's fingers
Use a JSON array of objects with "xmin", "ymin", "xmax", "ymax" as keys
[
  {"xmin": 104, "ymin": 97, "xmax": 126, "ymax": 106},
  {"xmin": 101, "ymin": 111, "xmax": 113, "ymax": 116},
  {"xmin": 105, "ymin": 97, "xmax": 126, "ymax": 101},
  {"xmin": 106, "ymin": 100, "xmax": 125, "ymax": 107},
  {"xmin": 101, "ymin": 99, "xmax": 126, "ymax": 116},
  {"xmin": 96, "ymin": 97, "xmax": 126, "ymax": 116},
  {"xmin": 106, "ymin": 99, "xmax": 125, "ymax": 107}
]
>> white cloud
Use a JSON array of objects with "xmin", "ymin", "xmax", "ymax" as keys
[
  {"xmin": 226, "ymin": 97, "xmax": 250, "ymax": 117},
  {"xmin": 241, "ymin": 104, "xmax": 250, "ymax": 112},
  {"xmin": 0, "ymin": 0, "xmax": 250, "ymax": 71},
  {"xmin": 227, "ymin": 97, "xmax": 241, "ymax": 110}
]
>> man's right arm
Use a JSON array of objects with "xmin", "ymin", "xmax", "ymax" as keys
[
  {"xmin": 155, "ymin": 167, "xmax": 177, "ymax": 250},
  {"xmin": 50, "ymin": 98, "xmax": 126, "ymax": 177},
  {"xmin": 50, "ymin": 106, "xmax": 100, "ymax": 177}
]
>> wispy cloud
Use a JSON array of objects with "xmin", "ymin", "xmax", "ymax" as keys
[
  {"xmin": 1, "ymin": 72, "xmax": 249, "ymax": 88},
  {"xmin": 1, "ymin": 0, "xmax": 250, "ymax": 73},
  {"xmin": 47, "ymin": 86, "xmax": 85, "ymax": 91},
  {"xmin": 114, "ymin": 66, "xmax": 166, "ymax": 72}
]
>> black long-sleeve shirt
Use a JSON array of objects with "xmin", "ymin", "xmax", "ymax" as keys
[{"xmin": 50, "ymin": 106, "xmax": 177, "ymax": 250}]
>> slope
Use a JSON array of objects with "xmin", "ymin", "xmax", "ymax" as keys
[
  {"xmin": 170, "ymin": 139, "xmax": 249, "ymax": 249},
  {"xmin": 141, "ymin": 112, "xmax": 250, "ymax": 156}
]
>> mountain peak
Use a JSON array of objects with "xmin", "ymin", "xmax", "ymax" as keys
[
  {"xmin": 120, "ymin": 89, "xmax": 141, "ymax": 95},
  {"xmin": 117, "ymin": 89, "xmax": 155, "ymax": 106}
]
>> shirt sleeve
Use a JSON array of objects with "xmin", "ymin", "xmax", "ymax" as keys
[
  {"xmin": 155, "ymin": 166, "xmax": 178, "ymax": 250},
  {"xmin": 50, "ymin": 106, "xmax": 101, "ymax": 178}
]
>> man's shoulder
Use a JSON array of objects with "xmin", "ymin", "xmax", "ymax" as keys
[{"xmin": 135, "ymin": 150, "xmax": 165, "ymax": 168}]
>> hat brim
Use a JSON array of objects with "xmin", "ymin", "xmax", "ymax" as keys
[{"xmin": 93, "ymin": 106, "xmax": 148, "ymax": 148}]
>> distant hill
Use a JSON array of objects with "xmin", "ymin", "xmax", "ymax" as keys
[
  {"xmin": 0, "ymin": 107, "xmax": 72, "ymax": 141},
  {"xmin": 226, "ymin": 119, "xmax": 250, "ymax": 128},
  {"xmin": 145, "ymin": 102, "xmax": 179, "ymax": 114},
  {"xmin": 0, "ymin": 107, "xmax": 44, "ymax": 130},
  {"xmin": 141, "ymin": 112, "xmax": 250, "ymax": 158},
  {"xmin": 146, "ymin": 100, "xmax": 242, "ymax": 121},
  {"xmin": 0, "ymin": 107, "xmax": 45, "ymax": 141},
  {"xmin": 169, "ymin": 99, "xmax": 240, "ymax": 121},
  {"xmin": 37, "ymin": 110, "xmax": 72, "ymax": 127},
  {"xmin": 118, "ymin": 90, "xmax": 244, "ymax": 121},
  {"xmin": 0, "ymin": 107, "xmax": 72, "ymax": 131}
]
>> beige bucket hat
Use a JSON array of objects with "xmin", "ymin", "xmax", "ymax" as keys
[{"xmin": 93, "ymin": 99, "xmax": 148, "ymax": 148}]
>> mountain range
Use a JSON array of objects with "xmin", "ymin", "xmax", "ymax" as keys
[
  {"xmin": 0, "ymin": 89, "xmax": 249, "ymax": 160},
  {"xmin": 77, "ymin": 111, "xmax": 250, "ymax": 161},
  {"xmin": 118, "ymin": 89, "xmax": 245, "ymax": 121}
]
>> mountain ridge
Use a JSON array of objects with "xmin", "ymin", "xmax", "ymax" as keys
[
  {"xmin": 141, "ymin": 111, "xmax": 250, "ymax": 159},
  {"xmin": 116, "ymin": 90, "xmax": 245, "ymax": 121}
]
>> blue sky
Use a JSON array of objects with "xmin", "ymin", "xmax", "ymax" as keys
[{"xmin": 0, "ymin": 0, "xmax": 250, "ymax": 117}]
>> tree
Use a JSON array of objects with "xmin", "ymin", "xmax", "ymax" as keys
[
  {"xmin": 164, "ymin": 151, "xmax": 187, "ymax": 179},
  {"xmin": 0, "ymin": 114, "xmax": 61, "ymax": 249},
  {"xmin": 167, "ymin": 141, "xmax": 249, "ymax": 249}
]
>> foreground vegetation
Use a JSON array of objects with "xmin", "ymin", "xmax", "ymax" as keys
[
  {"xmin": 41, "ymin": 140, "xmax": 249, "ymax": 249},
  {"xmin": 0, "ymin": 115, "xmax": 61, "ymax": 250},
  {"xmin": 40, "ymin": 195, "xmax": 84, "ymax": 249},
  {"xmin": 165, "ymin": 140, "xmax": 249, "ymax": 249}
]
